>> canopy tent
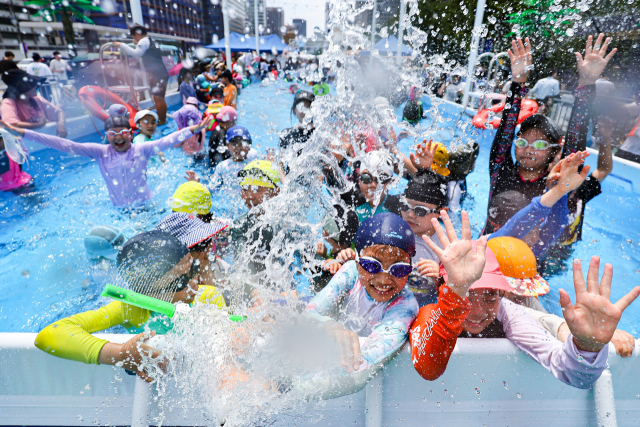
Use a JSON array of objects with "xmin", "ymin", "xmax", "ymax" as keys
[
  {"xmin": 358, "ymin": 35, "xmax": 413, "ymax": 57},
  {"xmin": 204, "ymin": 32, "xmax": 253, "ymax": 52},
  {"xmin": 204, "ymin": 32, "xmax": 289, "ymax": 54}
]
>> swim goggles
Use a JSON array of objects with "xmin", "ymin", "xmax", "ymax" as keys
[
  {"xmin": 400, "ymin": 204, "xmax": 439, "ymax": 217},
  {"xmin": 356, "ymin": 255, "xmax": 413, "ymax": 278},
  {"xmin": 359, "ymin": 172, "xmax": 392, "ymax": 185},
  {"xmin": 106, "ymin": 129, "xmax": 132, "ymax": 138},
  {"xmin": 514, "ymin": 138, "xmax": 558, "ymax": 151}
]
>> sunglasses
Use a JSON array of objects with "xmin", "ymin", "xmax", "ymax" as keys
[
  {"xmin": 514, "ymin": 138, "xmax": 558, "ymax": 151},
  {"xmin": 356, "ymin": 255, "xmax": 413, "ymax": 278},
  {"xmin": 400, "ymin": 204, "xmax": 439, "ymax": 217},
  {"xmin": 359, "ymin": 172, "xmax": 391, "ymax": 185},
  {"xmin": 106, "ymin": 129, "xmax": 132, "ymax": 138}
]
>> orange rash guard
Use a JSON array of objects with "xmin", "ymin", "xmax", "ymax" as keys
[{"xmin": 409, "ymin": 285, "xmax": 471, "ymax": 381}]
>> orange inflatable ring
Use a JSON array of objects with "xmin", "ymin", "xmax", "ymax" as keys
[
  {"xmin": 472, "ymin": 99, "xmax": 538, "ymax": 130},
  {"xmin": 78, "ymin": 86, "xmax": 138, "ymax": 129}
]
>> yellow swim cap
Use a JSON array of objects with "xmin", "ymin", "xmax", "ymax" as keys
[
  {"xmin": 238, "ymin": 160, "xmax": 281, "ymax": 189},
  {"xmin": 430, "ymin": 142, "xmax": 450, "ymax": 177},
  {"xmin": 167, "ymin": 181, "xmax": 212, "ymax": 214}
]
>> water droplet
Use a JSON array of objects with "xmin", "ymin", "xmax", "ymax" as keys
[
  {"xmin": 21, "ymin": 270, "xmax": 30, "ymax": 278},
  {"xmin": 475, "ymin": 388, "xmax": 481, "ymax": 395},
  {"xmin": 77, "ymin": 415, "xmax": 83, "ymax": 421},
  {"xmin": 436, "ymin": 402, "xmax": 440, "ymax": 406},
  {"xmin": 516, "ymin": 392, "xmax": 521, "ymax": 398},
  {"xmin": 503, "ymin": 381, "xmax": 508, "ymax": 390}
]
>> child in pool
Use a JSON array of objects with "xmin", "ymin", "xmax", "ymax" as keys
[
  {"xmin": 35, "ymin": 231, "xmax": 225, "ymax": 381},
  {"xmin": 409, "ymin": 211, "xmax": 640, "ymax": 386},
  {"xmin": 207, "ymin": 126, "xmax": 258, "ymax": 215},
  {"xmin": 132, "ymin": 109, "xmax": 166, "ymax": 163},
  {"xmin": 0, "ymin": 105, "xmax": 206, "ymax": 207},
  {"xmin": 484, "ymin": 34, "xmax": 615, "ymax": 234},
  {"xmin": 304, "ymin": 213, "xmax": 419, "ymax": 375},
  {"xmin": 174, "ymin": 97, "xmax": 207, "ymax": 159}
]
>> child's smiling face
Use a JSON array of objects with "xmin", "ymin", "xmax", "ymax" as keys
[{"xmin": 138, "ymin": 115, "xmax": 157, "ymax": 137}]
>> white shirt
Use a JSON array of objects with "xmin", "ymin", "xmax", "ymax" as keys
[
  {"xmin": 529, "ymin": 76, "xmax": 560, "ymax": 100},
  {"xmin": 26, "ymin": 62, "xmax": 52, "ymax": 77},
  {"xmin": 444, "ymin": 81, "xmax": 464, "ymax": 102},
  {"xmin": 119, "ymin": 37, "xmax": 151, "ymax": 58},
  {"xmin": 49, "ymin": 59, "xmax": 70, "ymax": 80}
]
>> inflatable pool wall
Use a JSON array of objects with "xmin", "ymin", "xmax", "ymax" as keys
[{"xmin": 0, "ymin": 333, "xmax": 638, "ymax": 426}]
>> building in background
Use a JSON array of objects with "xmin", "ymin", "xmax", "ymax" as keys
[
  {"xmin": 0, "ymin": 0, "xmax": 61, "ymax": 61},
  {"xmin": 224, "ymin": 0, "xmax": 247, "ymax": 34},
  {"xmin": 246, "ymin": 0, "xmax": 265, "ymax": 34},
  {"xmin": 292, "ymin": 19, "xmax": 306, "ymax": 37},
  {"xmin": 203, "ymin": 0, "xmax": 224, "ymax": 45},
  {"xmin": 266, "ymin": 7, "xmax": 284, "ymax": 36},
  {"xmin": 89, "ymin": 0, "xmax": 205, "ymax": 45}
]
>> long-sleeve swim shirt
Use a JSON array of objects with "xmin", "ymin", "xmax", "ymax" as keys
[
  {"xmin": 34, "ymin": 285, "xmax": 225, "ymax": 365},
  {"xmin": 410, "ymin": 285, "xmax": 471, "ymax": 381},
  {"xmin": 305, "ymin": 260, "xmax": 419, "ymax": 374},
  {"xmin": 496, "ymin": 298, "xmax": 608, "ymax": 389},
  {"xmin": 23, "ymin": 128, "xmax": 194, "ymax": 207},
  {"xmin": 489, "ymin": 194, "xmax": 570, "ymax": 259}
]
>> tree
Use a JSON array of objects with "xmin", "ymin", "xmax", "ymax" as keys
[
  {"xmin": 25, "ymin": 0, "xmax": 102, "ymax": 50},
  {"xmin": 505, "ymin": 0, "xmax": 577, "ymax": 38}
]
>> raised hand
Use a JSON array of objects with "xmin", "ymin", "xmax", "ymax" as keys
[
  {"xmin": 508, "ymin": 37, "xmax": 532, "ymax": 83},
  {"xmin": 0, "ymin": 120, "xmax": 26, "ymax": 137},
  {"xmin": 423, "ymin": 210, "xmax": 487, "ymax": 298},
  {"xmin": 410, "ymin": 138, "xmax": 437, "ymax": 171},
  {"xmin": 576, "ymin": 33, "xmax": 617, "ymax": 86},
  {"xmin": 184, "ymin": 170, "xmax": 200, "ymax": 182},
  {"xmin": 560, "ymin": 256, "xmax": 640, "ymax": 353},
  {"xmin": 545, "ymin": 151, "xmax": 590, "ymax": 196}
]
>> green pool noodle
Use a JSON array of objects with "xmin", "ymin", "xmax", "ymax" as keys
[
  {"xmin": 101, "ymin": 284, "xmax": 176, "ymax": 317},
  {"xmin": 101, "ymin": 284, "xmax": 246, "ymax": 322}
]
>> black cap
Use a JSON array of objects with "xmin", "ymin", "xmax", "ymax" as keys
[
  {"xmin": 487, "ymin": 190, "xmax": 530, "ymax": 227},
  {"xmin": 292, "ymin": 90, "xmax": 315, "ymax": 109},
  {"xmin": 519, "ymin": 114, "xmax": 561, "ymax": 145},
  {"xmin": 1, "ymin": 69, "xmax": 46, "ymax": 98},
  {"xmin": 404, "ymin": 170, "xmax": 448, "ymax": 208}
]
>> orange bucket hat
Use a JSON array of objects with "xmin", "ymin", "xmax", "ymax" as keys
[{"xmin": 487, "ymin": 236, "xmax": 550, "ymax": 297}]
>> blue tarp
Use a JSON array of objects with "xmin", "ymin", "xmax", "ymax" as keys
[
  {"xmin": 359, "ymin": 35, "xmax": 413, "ymax": 56},
  {"xmin": 204, "ymin": 32, "xmax": 289, "ymax": 53}
]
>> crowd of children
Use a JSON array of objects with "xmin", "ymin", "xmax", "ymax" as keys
[{"xmin": 5, "ymin": 33, "xmax": 639, "ymax": 399}]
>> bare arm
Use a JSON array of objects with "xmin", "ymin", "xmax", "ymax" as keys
[{"xmin": 591, "ymin": 116, "xmax": 614, "ymax": 182}]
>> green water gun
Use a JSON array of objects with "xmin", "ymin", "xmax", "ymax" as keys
[{"xmin": 101, "ymin": 284, "xmax": 246, "ymax": 322}]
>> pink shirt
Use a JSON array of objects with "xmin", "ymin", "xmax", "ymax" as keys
[
  {"xmin": 0, "ymin": 96, "xmax": 61, "ymax": 125},
  {"xmin": 23, "ymin": 128, "xmax": 194, "ymax": 207}
]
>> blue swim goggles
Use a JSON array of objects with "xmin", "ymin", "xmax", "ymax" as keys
[{"xmin": 356, "ymin": 255, "xmax": 413, "ymax": 278}]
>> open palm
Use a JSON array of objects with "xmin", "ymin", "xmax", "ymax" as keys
[
  {"xmin": 508, "ymin": 37, "xmax": 532, "ymax": 83},
  {"xmin": 576, "ymin": 33, "xmax": 617, "ymax": 86},
  {"xmin": 422, "ymin": 210, "xmax": 487, "ymax": 298},
  {"xmin": 560, "ymin": 256, "xmax": 640, "ymax": 352}
]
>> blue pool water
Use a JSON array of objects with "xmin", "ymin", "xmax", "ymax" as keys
[{"xmin": 0, "ymin": 82, "xmax": 638, "ymax": 334}]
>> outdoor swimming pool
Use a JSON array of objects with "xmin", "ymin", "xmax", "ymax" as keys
[{"xmin": 0, "ymin": 81, "xmax": 638, "ymax": 335}]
